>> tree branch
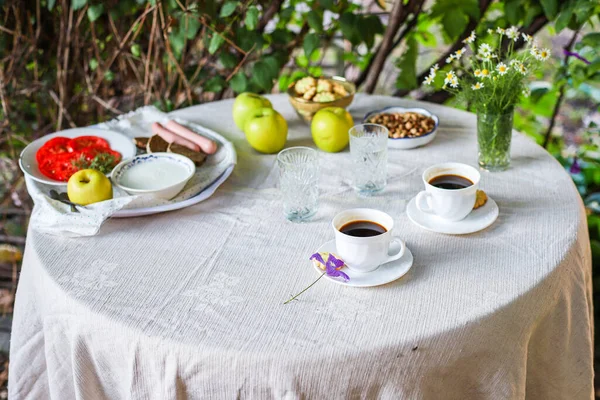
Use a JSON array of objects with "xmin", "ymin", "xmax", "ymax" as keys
[
  {"xmin": 542, "ymin": 28, "xmax": 580, "ymax": 148},
  {"xmin": 258, "ymin": 0, "xmax": 283, "ymax": 33},
  {"xmin": 361, "ymin": 0, "xmax": 407, "ymax": 93},
  {"xmin": 394, "ymin": 0, "xmax": 493, "ymax": 98}
]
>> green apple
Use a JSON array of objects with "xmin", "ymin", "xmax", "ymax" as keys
[
  {"xmin": 67, "ymin": 169, "xmax": 113, "ymax": 205},
  {"xmin": 244, "ymin": 108, "xmax": 288, "ymax": 154},
  {"xmin": 232, "ymin": 93, "xmax": 272, "ymax": 130},
  {"xmin": 311, "ymin": 107, "xmax": 354, "ymax": 153}
]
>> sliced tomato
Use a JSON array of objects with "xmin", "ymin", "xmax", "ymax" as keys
[
  {"xmin": 67, "ymin": 136, "xmax": 110, "ymax": 151},
  {"xmin": 38, "ymin": 152, "xmax": 80, "ymax": 181},
  {"xmin": 36, "ymin": 137, "xmax": 72, "ymax": 164}
]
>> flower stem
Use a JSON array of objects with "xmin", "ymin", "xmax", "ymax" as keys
[{"xmin": 284, "ymin": 273, "xmax": 326, "ymax": 304}]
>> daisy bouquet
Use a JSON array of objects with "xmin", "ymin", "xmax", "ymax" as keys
[{"xmin": 424, "ymin": 27, "xmax": 551, "ymax": 170}]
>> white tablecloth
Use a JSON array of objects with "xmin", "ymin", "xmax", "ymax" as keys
[{"xmin": 9, "ymin": 94, "xmax": 593, "ymax": 399}]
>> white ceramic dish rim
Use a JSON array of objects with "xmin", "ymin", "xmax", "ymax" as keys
[
  {"xmin": 112, "ymin": 152, "xmax": 195, "ymax": 194},
  {"xmin": 363, "ymin": 106, "xmax": 439, "ymax": 141},
  {"xmin": 18, "ymin": 127, "xmax": 137, "ymax": 186}
]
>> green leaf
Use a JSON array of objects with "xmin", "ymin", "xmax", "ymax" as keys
[
  {"xmin": 205, "ymin": 76, "xmax": 225, "ymax": 93},
  {"xmin": 307, "ymin": 11, "xmax": 323, "ymax": 33},
  {"xmin": 48, "ymin": 0, "xmax": 56, "ymax": 11},
  {"xmin": 319, "ymin": 0, "xmax": 335, "ymax": 10},
  {"xmin": 230, "ymin": 73, "xmax": 248, "ymax": 93},
  {"xmin": 208, "ymin": 33, "xmax": 225, "ymax": 54},
  {"xmin": 362, "ymin": 15, "xmax": 384, "ymax": 48},
  {"xmin": 104, "ymin": 70, "xmax": 114, "ymax": 82},
  {"xmin": 71, "ymin": 0, "xmax": 87, "ymax": 10},
  {"xmin": 279, "ymin": 6, "xmax": 294, "ymax": 21},
  {"xmin": 130, "ymin": 44, "xmax": 141, "ymax": 57},
  {"xmin": 220, "ymin": 1, "xmax": 237, "ymax": 18},
  {"xmin": 89, "ymin": 58, "xmax": 98, "ymax": 71},
  {"xmin": 339, "ymin": 12, "xmax": 360, "ymax": 45},
  {"xmin": 395, "ymin": 36, "xmax": 418, "ymax": 90},
  {"xmin": 555, "ymin": 5, "xmax": 574, "ymax": 32},
  {"xmin": 251, "ymin": 61, "xmax": 274, "ymax": 91},
  {"xmin": 184, "ymin": 16, "xmax": 201, "ymax": 39},
  {"xmin": 219, "ymin": 52, "xmax": 238, "ymax": 69},
  {"xmin": 504, "ymin": 0, "xmax": 522, "ymax": 25},
  {"xmin": 87, "ymin": 3, "xmax": 104, "ymax": 22},
  {"xmin": 271, "ymin": 29, "xmax": 293, "ymax": 44},
  {"xmin": 540, "ymin": 0, "xmax": 558, "ymax": 19},
  {"xmin": 262, "ymin": 56, "xmax": 280, "ymax": 77},
  {"xmin": 245, "ymin": 5, "xmax": 259, "ymax": 30},
  {"xmin": 582, "ymin": 33, "xmax": 600, "ymax": 48},
  {"xmin": 524, "ymin": 4, "xmax": 543, "ymax": 26},
  {"xmin": 303, "ymin": 32, "xmax": 320, "ymax": 59},
  {"xmin": 442, "ymin": 8, "xmax": 468, "ymax": 38}
]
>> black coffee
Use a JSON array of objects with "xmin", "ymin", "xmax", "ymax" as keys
[
  {"xmin": 429, "ymin": 174, "xmax": 473, "ymax": 190},
  {"xmin": 340, "ymin": 220, "xmax": 387, "ymax": 237}
]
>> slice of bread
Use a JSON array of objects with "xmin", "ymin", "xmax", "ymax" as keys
[
  {"xmin": 133, "ymin": 137, "xmax": 149, "ymax": 149},
  {"xmin": 146, "ymin": 134, "xmax": 169, "ymax": 153},
  {"xmin": 167, "ymin": 143, "xmax": 207, "ymax": 166}
]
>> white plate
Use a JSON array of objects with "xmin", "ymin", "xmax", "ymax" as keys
[
  {"xmin": 312, "ymin": 239, "xmax": 413, "ymax": 287},
  {"xmin": 406, "ymin": 195, "xmax": 499, "ymax": 235},
  {"xmin": 363, "ymin": 106, "xmax": 439, "ymax": 150},
  {"xmin": 19, "ymin": 127, "xmax": 137, "ymax": 186}
]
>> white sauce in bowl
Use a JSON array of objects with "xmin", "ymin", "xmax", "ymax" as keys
[{"xmin": 119, "ymin": 159, "xmax": 190, "ymax": 190}]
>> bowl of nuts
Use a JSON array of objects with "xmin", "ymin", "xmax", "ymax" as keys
[
  {"xmin": 364, "ymin": 107, "xmax": 439, "ymax": 149},
  {"xmin": 287, "ymin": 76, "xmax": 356, "ymax": 123}
]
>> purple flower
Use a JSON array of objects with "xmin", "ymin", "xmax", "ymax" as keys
[
  {"xmin": 570, "ymin": 158, "xmax": 582, "ymax": 174},
  {"xmin": 563, "ymin": 50, "xmax": 591, "ymax": 65},
  {"xmin": 309, "ymin": 252, "xmax": 350, "ymax": 281}
]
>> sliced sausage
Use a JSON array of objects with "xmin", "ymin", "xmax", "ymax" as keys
[
  {"xmin": 151, "ymin": 122, "xmax": 200, "ymax": 152},
  {"xmin": 165, "ymin": 120, "xmax": 217, "ymax": 155}
]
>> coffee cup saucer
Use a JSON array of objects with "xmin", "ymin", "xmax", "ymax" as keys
[
  {"xmin": 406, "ymin": 195, "xmax": 499, "ymax": 235},
  {"xmin": 312, "ymin": 240, "xmax": 413, "ymax": 287}
]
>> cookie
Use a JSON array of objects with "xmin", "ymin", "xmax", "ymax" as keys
[{"xmin": 473, "ymin": 190, "xmax": 488, "ymax": 209}]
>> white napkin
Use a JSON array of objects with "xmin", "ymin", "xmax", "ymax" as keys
[
  {"xmin": 27, "ymin": 106, "xmax": 236, "ymax": 237},
  {"xmin": 28, "ymin": 185, "xmax": 135, "ymax": 237}
]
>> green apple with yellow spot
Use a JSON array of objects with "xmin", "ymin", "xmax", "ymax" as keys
[
  {"xmin": 311, "ymin": 107, "xmax": 354, "ymax": 153},
  {"xmin": 232, "ymin": 93, "xmax": 272, "ymax": 131},
  {"xmin": 244, "ymin": 108, "xmax": 288, "ymax": 154},
  {"xmin": 67, "ymin": 169, "xmax": 113, "ymax": 205}
]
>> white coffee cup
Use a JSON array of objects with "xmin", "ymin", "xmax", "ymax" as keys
[
  {"xmin": 332, "ymin": 208, "xmax": 405, "ymax": 273},
  {"xmin": 416, "ymin": 162, "xmax": 480, "ymax": 221}
]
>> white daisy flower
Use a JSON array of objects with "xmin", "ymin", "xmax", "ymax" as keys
[
  {"xmin": 538, "ymin": 48, "xmax": 551, "ymax": 61},
  {"xmin": 424, "ymin": 75, "xmax": 434, "ymax": 85},
  {"xmin": 509, "ymin": 59, "xmax": 521, "ymax": 67},
  {"xmin": 522, "ymin": 33, "xmax": 532, "ymax": 43},
  {"xmin": 444, "ymin": 71, "xmax": 457, "ymax": 86},
  {"xmin": 449, "ymin": 78, "xmax": 459, "ymax": 88},
  {"xmin": 431, "ymin": 64, "xmax": 439, "ymax": 72},
  {"xmin": 471, "ymin": 82, "xmax": 484, "ymax": 90},
  {"xmin": 506, "ymin": 26, "xmax": 519, "ymax": 41},
  {"xmin": 487, "ymin": 28, "xmax": 494, "ymax": 35},
  {"xmin": 480, "ymin": 68, "xmax": 490, "ymax": 78},
  {"xmin": 478, "ymin": 43, "xmax": 493, "ymax": 55},
  {"xmin": 481, "ymin": 54, "xmax": 493, "ymax": 62},
  {"xmin": 496, "ymin": 62, "xmax": 508, "ymax": 75},
  {"xmin": 519, "ymin": 64, "xmax": 527, "ymax": 75},
  {"xmin": 454, "ymin": 47, "xmax": 467, "ymax": 60},
  {"xmin": 496, "ymin": 27, "xmax": 505, "ymax": 35},
  {"xmin": 522, "ymin": 87, "xmax": 531, "ymax": 97},
  {"xmin": 561, "ymin": 145, "xmax": 578, "ymax": 159},
  {"xmin": 463, "ymin": 31, "xmax": 476, "ymax": 44},
  {"xmin": 530, "ymin": 47, "xmax": 540, "ymax": 58},
  {"xmin": 474, "ymin": 69, "xmax": 482, "ymax": 77}
]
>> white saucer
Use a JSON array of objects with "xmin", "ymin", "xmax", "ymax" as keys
[
  {"xmin": 313, "ymin": 240, "xmax": 413, "ymax": 287},
  {"xmin": 406, "ymin": 195, "xmax": 499, "ymax": 235}
]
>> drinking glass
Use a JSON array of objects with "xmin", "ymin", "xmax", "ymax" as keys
[
  {"xmin": 277, "ymin": 147, "xmax": 319, "ymax": 222},
  {"xmin": 349, "ymin": 124, "xmax": 389, "ymax": 195}
]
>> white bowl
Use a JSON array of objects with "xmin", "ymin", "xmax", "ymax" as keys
[
  {"xmin": 112, "ymin": 152, "xmax": 196, "ymax": 200},
  {"xmin": 363, "ymin": 107, "xmax": 439, "ymax": 150},
  {"xmin": 19, "ymin": 127, "xmax": 137, "ymax": 186}
]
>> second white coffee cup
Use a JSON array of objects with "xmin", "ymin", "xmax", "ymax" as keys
[
  {"xmin": 332, "ymin": 208, "xmax": 405, "ymax": 273},
  {"xmin": 416, "ymin": 162, "xmax": 480, "ymax": 221}
]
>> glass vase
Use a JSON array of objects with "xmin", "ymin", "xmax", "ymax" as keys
[{"xmin": 476, "ymin": 108, "xmax": 514, "ymax": 172}]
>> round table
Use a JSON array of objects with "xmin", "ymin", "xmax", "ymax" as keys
[{"xmin": 10, "ymin": 94, "xmax": 593, "ymax": 399}]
